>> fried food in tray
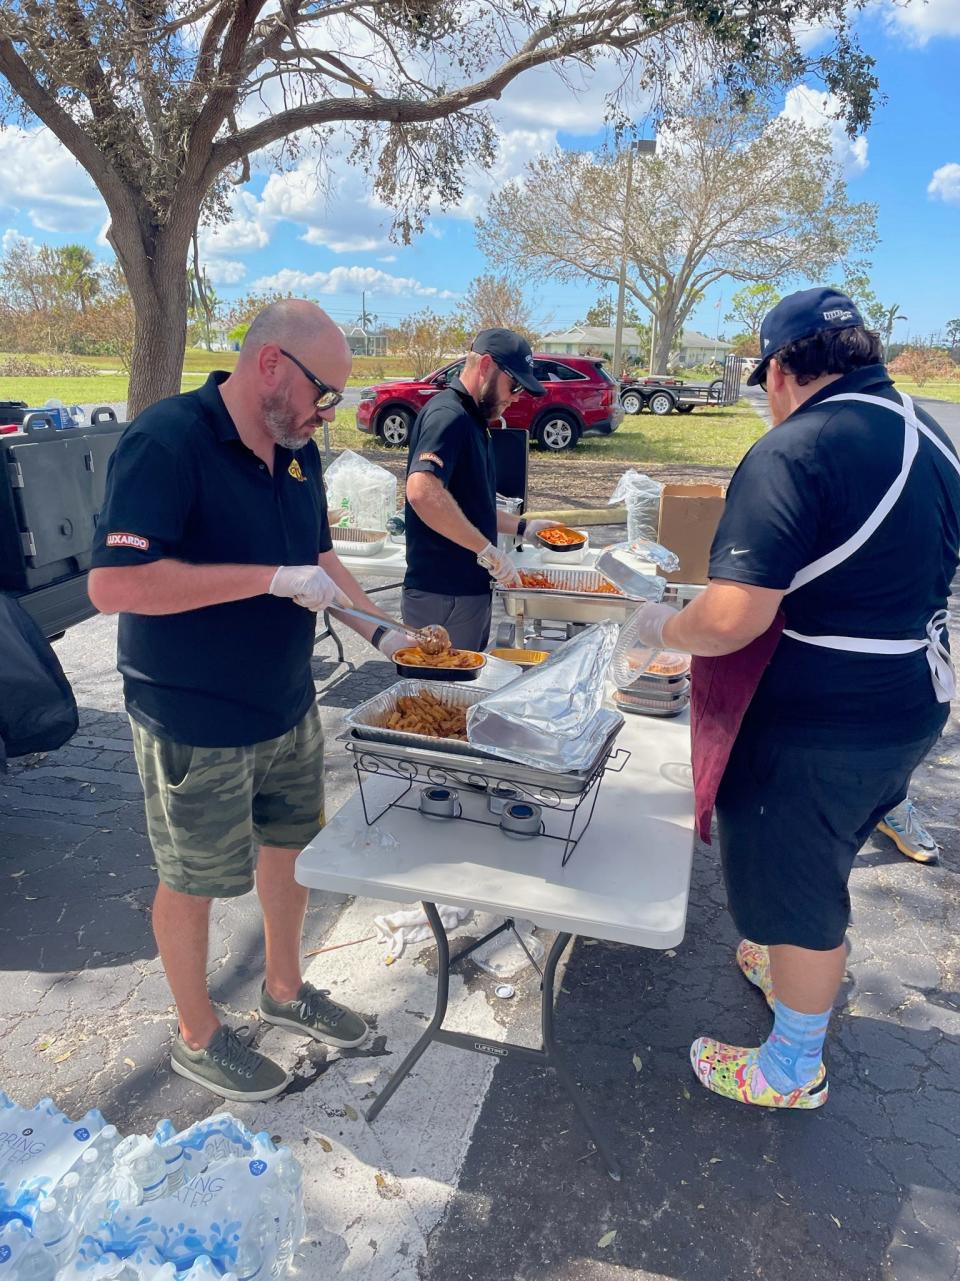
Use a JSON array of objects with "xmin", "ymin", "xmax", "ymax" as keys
[
  {"xmin": 395, "ymin": 645, "xmax": 484, "ymax": 669},
  {"xmin": 537, "ymin": 525, "xmax": 587, "ymax": 550},
  {"xmin": 517, "ymin": 569, "xmax": 622, "ymax": 595},
  {"xmin": 376, "ymin": 690, "xmax": 469, "ymax": 740}
]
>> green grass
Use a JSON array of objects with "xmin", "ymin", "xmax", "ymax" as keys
[
  {"xmin": 891, "ymin": 378, "xmax": 960, "ymax": 404},
  {"xmin": 0, "ymin": 370, "xmax": 210, "ymax": 405},
  {"xmin": 320, "ymin": 399, "xmax": 766, "ymax": 468},
  {"xmin": 576, "ymin": 401, "xmax": 765, "ymax": 467}
]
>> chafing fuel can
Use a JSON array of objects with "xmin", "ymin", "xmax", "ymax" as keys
[
  {"xmin": 488, "ymin": 783, "xmax": 522, "ymax": 814},
  {"xmin": 419, "ymin": 786, "xmax": 461, "ymax": 820},
  {"xmin": 500, "ymin": 800, "xmax": 542, "ymax": 839}
]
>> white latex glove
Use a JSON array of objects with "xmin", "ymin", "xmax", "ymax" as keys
[
  {"xmin": 628, "ymin": 602, "xmax": 679, "ymax": 649},
  {"xmin": 268, "ymin": 565, "xmax": 351, "ymax": 612},
  {"xmin": 477, "ymin": 542, "xmax": 521, "ymax": 588},
  {"xmin": 522, "ymin": 518, "xmax": 563, "ymax": 546},
  {"xmin": 377, "ymin": 629, "xmax": 408, "ymax": 660}
]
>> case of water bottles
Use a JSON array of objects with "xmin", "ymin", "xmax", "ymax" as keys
[{"xmin": 0, "ymin": 1094, "xmax": 304, "ymax": 1280}]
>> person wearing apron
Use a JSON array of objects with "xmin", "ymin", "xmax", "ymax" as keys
[{"xmin": 628, "ymin": 288, "xmax": 960, "ymax": 1110}]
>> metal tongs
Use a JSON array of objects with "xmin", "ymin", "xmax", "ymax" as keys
[{"xmin": 327, "ymin": 604, "xmax": 451, "ymax": 655}]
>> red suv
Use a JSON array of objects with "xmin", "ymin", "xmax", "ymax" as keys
[{"xmin": 356, "ymin": 354, "xmax": 623, "ymax": 452}]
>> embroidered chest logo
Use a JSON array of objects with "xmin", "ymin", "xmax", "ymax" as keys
[
  {"xmin": 419, "ymin": 451, "xmax": 443, "ymax": 468},
  {"xmin": 287, "ymin": 458, "xmax": 305, "ymax": 482},
  {"xmin": 105, "ymin": 532, "xmax": 149, "ymax": 550}
]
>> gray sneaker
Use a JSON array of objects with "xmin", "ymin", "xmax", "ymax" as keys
[
  {"xmin": 259, "ymin": 981, "xmax": 368, "ymax": 1048},
  {"xmin": 171, "ymin": 1025, "xmax": 291, "ymax": 1102}
]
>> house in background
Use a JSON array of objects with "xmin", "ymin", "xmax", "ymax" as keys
[
  {"xmin": 538, "ymin": 324, "xmax": 733, "ymax": 368},
  {"xmin": 337, "ymin": 324, "xmax": 388, "ymax": 357}
]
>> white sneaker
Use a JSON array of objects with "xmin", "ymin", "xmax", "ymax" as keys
[{"xmin": 876, "ymin": 799, "xmax": 939, "ymax": 864}]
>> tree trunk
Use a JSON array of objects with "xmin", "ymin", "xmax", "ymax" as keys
[
  {"xmin": 125, "ymin": 241, "xmax": 191, "ymax": 419},
  {"xmin": 107, "ymin": 202, "xmax": 194, "ymax": 419}
]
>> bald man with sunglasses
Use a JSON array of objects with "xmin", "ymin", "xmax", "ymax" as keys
[{"xmin": 87, "ymin": 300, "xmax": 404, "ymax": 1103}]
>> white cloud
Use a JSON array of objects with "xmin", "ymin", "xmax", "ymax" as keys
[
  {"xmin": 199, "ymin": 190, "xmax": 271, "ymax": 255},
  {"xmin": 259, "ymin": 159, "xmax": 393, "ymax": 254},
  {"xmin": 928, "ymin": 162, "xmax": 960, "ymax": 204},
  {"xmin": 0, "ymin": 126, "xmax": 105, "ymax": 232},
  {"xmin": 203, "ymin": 258, "xmax": 248, "ymax": 285},
  {"xmin": 781, "ymin": 86, "xmax": 869, "ymax": 176},
  {"xmin": 378, "ymin": 254, "xmax": 397, "ymax": 263},
  {"xmin": 879, "ymin": 0, "xmax": 960, "ymax": 45},
  {"xmin": 251, "ymin": 264, "xmax": 457, "ymax": 300}
]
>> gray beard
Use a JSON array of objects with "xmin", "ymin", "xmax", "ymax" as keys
[{"xmin": 262, "ymin": 389, "xmax": 312, "ymax": 450}]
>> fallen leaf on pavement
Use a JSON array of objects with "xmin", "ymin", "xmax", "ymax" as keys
[
  {"xmin": 597, "ymin": 1230, "xmax": 616, "ymax": 1248},
  {"xmin": 343, "ymin": 1104, "xmax": 359, "ymax": 1121},
  {"xmin": 632, "ymin": 1055, "xmax": 643, "ymax": 1072},
  {"xmin": 123, "ymin": 1058, "xmax": 136, "ymax": 1069}
]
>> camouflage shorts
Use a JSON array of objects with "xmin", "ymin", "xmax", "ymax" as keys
[{"xmin": 130, "ymin": 704, "xmax": 325, "ymax": 898}]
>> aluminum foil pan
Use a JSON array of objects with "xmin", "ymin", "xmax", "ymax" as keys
[
  {"xmin": 503, "ymin": 566, "xmax": 626, "ymax": 596},
  {"xmin": 343, "ymin": 680, "xmax": 487, "ymax": 756}
]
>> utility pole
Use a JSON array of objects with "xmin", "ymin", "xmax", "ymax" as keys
[{"xmin": 612, "ymin": 137, "xmax": 656, "ymax": 381}]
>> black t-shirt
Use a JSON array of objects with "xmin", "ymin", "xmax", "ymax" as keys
[
  {"xmin": 91, "ymin": 372, "xmax": 333, "ymax": 747},
  {"xmin": 709, "ymin": 364, "xmax": 960, "ymax": 747},
  {"xmin": 403, "ymin": 378, "xmax": 498, "ymax": 596}
]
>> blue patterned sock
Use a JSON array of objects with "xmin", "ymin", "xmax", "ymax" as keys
[{"xmin": 757, "ymin": 999, "xmax": 830, "ymax": 1092}]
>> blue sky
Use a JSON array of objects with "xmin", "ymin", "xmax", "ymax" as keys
[{"xmin": 0, "ymin": 0, "xmax": 957, "ymax": 343}]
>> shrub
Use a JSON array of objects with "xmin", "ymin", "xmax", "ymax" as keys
[
  {"xmin": 888, "ymin": 347, "xmax": 956, "ymax": 387},
  {"xmin": 0, "ymin": 353, "xmax": 99, "ymax": 377}
]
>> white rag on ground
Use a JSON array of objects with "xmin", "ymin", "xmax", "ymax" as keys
[
  {"xmin": 373, "ymin": 904, "xmax": 473, "ymax": 961},
  {"xmin": 371, "ymin": 907, "xmax": 545, "ymax": 976}
]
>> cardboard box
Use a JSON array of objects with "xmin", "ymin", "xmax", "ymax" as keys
[{"xmin": 657, "ymin": 483, "xmax": 726, "ymax": 584}]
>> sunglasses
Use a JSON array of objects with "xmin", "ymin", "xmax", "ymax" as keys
[
  {"xmin": 279, "ymin": 348, "xmax": 344, "ymax": 411},
  {"xmin": 493, "ymin": 360, "xmax": 523, "ymax": 395}
]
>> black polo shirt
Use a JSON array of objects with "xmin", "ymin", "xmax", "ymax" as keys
[
  {"xmin": 404, "ymin": 377, "xmax": 497, "ymax": 596},
  {"xmin": 91, "ymin": 372, "xmax": 333, "ymax": 747},
  {"xmin": 709, "ymin": 364, "xmax": 960, "ymax": 747}
]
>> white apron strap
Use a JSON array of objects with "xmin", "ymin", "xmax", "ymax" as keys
[
  {"xmin": 786, "ymin": 391, "xmax": 919, "ymax": 595},
  {"xmin": 784, "ymin": 609, "xmax": 955, "ymax": 703}
]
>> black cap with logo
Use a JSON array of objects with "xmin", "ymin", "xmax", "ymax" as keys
[
  {"xmin": 471, "ymin": 328, "xmax": 546, "ymax": 396},
  {"xmin": 747, "ymin": 288, "xmax": 865, "ymax": 387}
]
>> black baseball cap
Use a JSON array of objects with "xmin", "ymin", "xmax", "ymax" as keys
[
  {"xmin": 471, "ymin": 328, "xmax": 545, "ymax": 396},
  {"xmin": 747, "ymin": 287, "xmax": 865, "ymax": 387}
]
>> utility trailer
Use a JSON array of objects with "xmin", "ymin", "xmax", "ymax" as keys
[{"xmin": 619, "ymin": 354, "xmax": 745, "ymax": 416}]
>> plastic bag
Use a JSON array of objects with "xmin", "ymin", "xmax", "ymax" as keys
[
  {"xmin": 0, "ymin": 1093, "xmax": 106, "ymax": 1225},
  {"xmin": 608, "ymin": 470, "xmax": 662, "ymax": 543},
  {"xmin": 324, "ymin": 449, "xmax": 397, "ymax": 532},
  {"xmin": 466, "ymin": 624, "xmax": 622, "ymax": 771}
]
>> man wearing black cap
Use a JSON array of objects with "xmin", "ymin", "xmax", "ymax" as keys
[
  {"xmin": 625, "ymin": 287, "xmax": 960, "ymax": 1110},
  {"xmin": 393, "ymin": 328, "xmax": 557, "ymax": 651}
]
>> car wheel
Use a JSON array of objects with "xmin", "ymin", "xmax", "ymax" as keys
[
  {"xmin": 621, "ymin": 391, "xmax": 643, "ymax": 415},
  {"xmin": 536, "ymin": 412, "xmax": 578, "ymax": 452},
  {"xmin": 676, "ymin": 404, "xmax": 694, "ymax": 414},
  {"xmin": 648, "ymin": 392, "xmax": 675, "ymax": 416},
  {"xmin": 378, "ymin": 407, "xmax": 413, "ymax": 447}
]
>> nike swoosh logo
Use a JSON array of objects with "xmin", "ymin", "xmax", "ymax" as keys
[{"xmin": 730, "ymin": 548, "xmax": 750, "ymax": 556}]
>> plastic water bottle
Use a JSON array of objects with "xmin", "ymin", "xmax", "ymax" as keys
[
  {"xmin": 131, "ymin": 1150, "xmax": 166, "ymax": 1203},
  {"xmin": 31, "ymin": 1197, "xmax": 72, "ymax": 1263},
  {"xmin": 233, "ymin": 1238, "xmax": 264, "ymax": 1280},
  {"xmin": 53, "ymin": 1171, "xmax": 81, "ymax": 1221},
  {"xmin": 11, "ymin": 1241, "xmax": 57, "ymax": 1281},
  {"xmin": 159, "ymin": 1141, "xmax": 185, "ymax": 1193}
]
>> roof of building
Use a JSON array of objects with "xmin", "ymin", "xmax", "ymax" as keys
[{"xmin": 539, "ymin": 324, "xmax": 732, "ymax": 350}]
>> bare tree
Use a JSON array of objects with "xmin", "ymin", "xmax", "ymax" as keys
[
  {"xmin": 0, "ymin": 1, "xmax": 878, "ymax": 413},
  {"xmin": 456, "ymin": 274, "xmax": 544, "ymax": 345},
  {"xmin": 478, "ymin": 95, "xmax": 878, "ymax": 371},
  {"xmin": 386, "ymin": 307, "xmax": 461, "ymax": 377}
]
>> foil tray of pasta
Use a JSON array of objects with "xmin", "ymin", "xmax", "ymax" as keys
[
  {"xmin": 341, "ymin": 680, "xmax": 619, "ymax": 792},
  {"xmin": 392, "ymin": 645, "xmax": 486, "ymax": 682}
]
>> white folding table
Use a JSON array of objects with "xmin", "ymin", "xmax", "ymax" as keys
[{"xmin": 296, "ymin": 708, "xmax": 694, "ymax": 1180}]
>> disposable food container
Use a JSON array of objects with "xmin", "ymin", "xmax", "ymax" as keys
[
  {"xmin": 487, "ymin": 647, "xmax": 550, "ymax": 668},
  {"xmin": 393, "ymin": 647, "xmax": 486, "ymax": 682},
  {"xmin": 330, "ymin": 528, "xmax": 387, "ymax": 556}
]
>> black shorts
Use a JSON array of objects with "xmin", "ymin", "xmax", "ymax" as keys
[{"xmin": 715, "ymin": 720, "xmax": 946, "ymax": 951}]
